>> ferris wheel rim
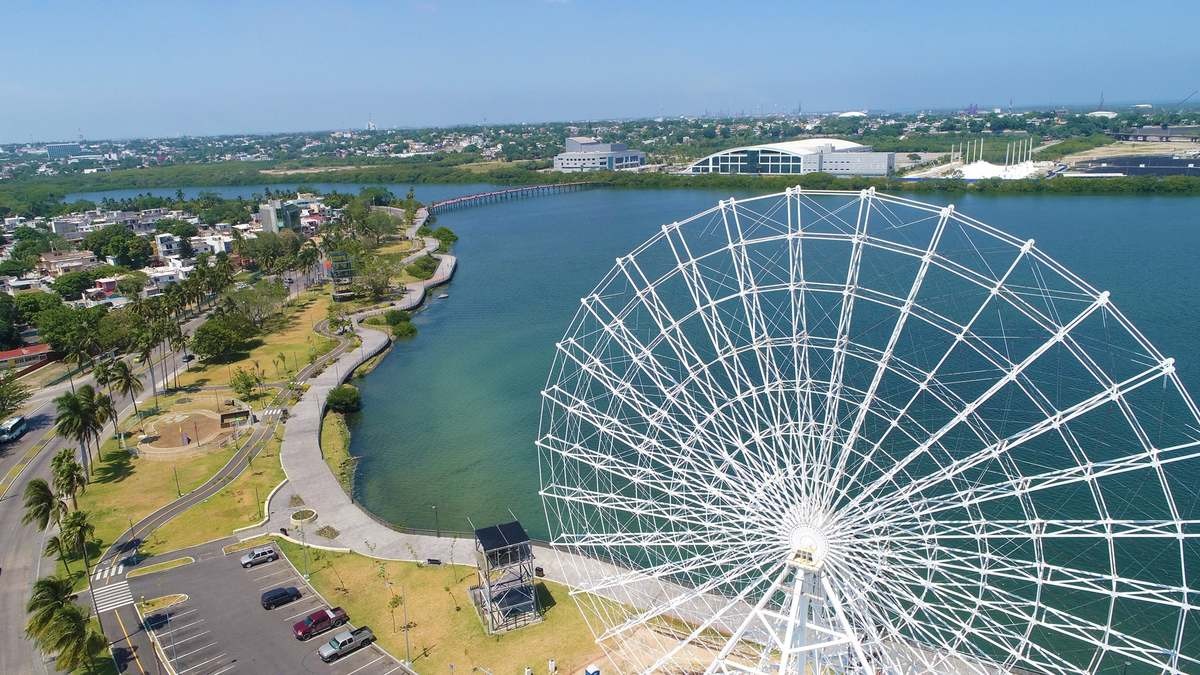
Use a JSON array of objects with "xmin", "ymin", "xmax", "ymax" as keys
[{"xmin": 537, "ymin": 187, "xmax": 1199, "ymax": 674}]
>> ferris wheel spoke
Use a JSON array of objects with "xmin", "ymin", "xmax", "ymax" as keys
[
  {"xmin": 821, "ymin": 204, "xmax": 953, "ymax": 512},
  {"xmin": 662, "ymin": 219, "xmax": 771, "ymax": 441},
  {"xmin": 539, "ymin": 433, "xmax": 737, "ymax": 514},
  {"xmin": 834, "ymin": 237, "xmax": 1036, "ymax": 501},
  {"xmin": 843, "ymin": 289, "xmax": 1112, "ymax": 516},
  {"xmin": 573, "ymin": 292, "xmax": 754, "ymax": 471},
  {"xmin": 870, "ymin": 439, "xmax": 1200, "ymax": 527},
  {"xmin": 641, "ymin": 563, "xmax": 792, "ymax": 674},
  {"xmin": 541, "ymin": 482, "xmax": 751, "ymax": 536},
  {"xmin": 882, "ymin": 539, "xmax": 1195, "ymax": 611},
  {"xmin": 610, "ymin": 253, "xmax": 763, "ymax": 448},
  {"xmin": 851, "ymin": 357, "xmax": 1175, "ymax": 526},
  {"xmin": 881, "ymin": 563, "xmax": 1086, "ymax": 675},
  {"xmin": 594, "ymin": 554, "xmax": 782, "ymax": 643},
  {"xmin": 887, "ymin": 548, "xmax": 1194, "ymax": 673},
  {"xmin": 570, "ymin": 542, "xmax": 771, "ymax": 599}
]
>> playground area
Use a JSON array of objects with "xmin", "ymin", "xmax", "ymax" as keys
[{"xmin": 136, "ymin": 408, "xmax": 240, "ymax": 458}]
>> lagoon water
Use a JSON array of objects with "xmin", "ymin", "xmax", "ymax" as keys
[
  {"xmin": 65, "ymin": 185, "xmax": 1200, "ymax": 540},
  {"xmin": 344, "ymin": 189, "xmax": 1200, "ymax": 538}
]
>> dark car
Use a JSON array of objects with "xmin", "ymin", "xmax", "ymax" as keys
[
  {"xmin": 293, "ymin": 607, "xmax": 348, "ymax": 640},
  {"xmin": 261, "ymin": 587, "xmax": 301, "ymax": 610}
]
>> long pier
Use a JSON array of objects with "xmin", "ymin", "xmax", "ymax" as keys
[{"xmin": 428, "ymin": 181, "xmax": 594, "ymax": 214}]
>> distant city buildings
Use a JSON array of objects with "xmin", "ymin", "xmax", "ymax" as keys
[
  {"xmin": 45, "ymin": 143, "xmax": 82, "ymax": 159},
  {"xmin": 685, "ymin": 139, "xmax": 894, "ymax": 176},
  {"xmin": 553, "ymin": 136, "xmax": 645, "ymax": 172}
]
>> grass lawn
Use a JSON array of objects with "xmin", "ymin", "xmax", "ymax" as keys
[
  {"xmin": 63, "ymin": 439, "xmax": 234, "ymax": 590},
  {"xmin": 176, "ymin": 291, "xmax": 337, "ymax": 391},
  {"xmin": 376, "ymin": 239, "xmax": 420, "ymax": 259},
  {"xmin": 126, "ymin": 556, "xmax": 194, "ymax": 579},
  {"xmin": 137, "ymin": 593, "xmax": 188, "ymax": 614},
  {"xmin": 272, "ymin": 538, "xmax": 605, "ymax": 672},
  {"xmin": 320, "ymin": 412, "xmax": 354, "ymax": 493},
  {"xmin": 149, "ymin": 433, "xmax": 285, "ymax": 553}
]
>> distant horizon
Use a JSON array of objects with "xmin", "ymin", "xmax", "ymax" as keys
[
  {"xmin": 2, "ymin": 1, "xmax": 1197, "ymax": 143},
  {"xmin": 3, "ymin": 97, "xmax": 1193, "ymax": 147}
]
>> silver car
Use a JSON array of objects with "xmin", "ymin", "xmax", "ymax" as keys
[{"xmin": 239, "ymin": 546, "xmax": 278, "ymax": 568}]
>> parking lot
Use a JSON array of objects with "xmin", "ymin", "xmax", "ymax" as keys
[{"xmin": 129, "ymin": 540, "xmax": 404, "ymax": 675}]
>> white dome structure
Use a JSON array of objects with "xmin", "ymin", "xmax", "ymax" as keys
[{"xmin": 685, "ymin": 139, "xmax": 893, "ymax": 177}]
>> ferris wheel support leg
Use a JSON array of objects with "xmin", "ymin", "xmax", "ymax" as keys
[{"xmin": 822, "ymin": 576, "xmax": 872, "ymax": 674}]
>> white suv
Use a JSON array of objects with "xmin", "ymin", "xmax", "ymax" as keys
[{"xmin": 239, "ymin": 546, "xmax": 278, "ymax": 568}]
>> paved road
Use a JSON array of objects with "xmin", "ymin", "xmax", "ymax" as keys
[{"xmin": 0, "ymin": 312, "xmax": 210, "ymax": 675}]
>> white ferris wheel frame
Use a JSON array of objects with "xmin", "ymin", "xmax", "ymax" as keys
[{"xmin": 537, "ymin": 188, "xmax": 1200, "ymax": 674}]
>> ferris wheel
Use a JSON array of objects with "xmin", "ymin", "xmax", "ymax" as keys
[{"xmin": 537, "ymin": 188, "xmax": 1200, "ymax": 674}]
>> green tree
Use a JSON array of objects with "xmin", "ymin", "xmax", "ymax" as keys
[
  {"xmin": 51, "ymin": 271, "xmax": 96, "ymax": 300},
  {"xmin": 14, "ymin": 291, "xmax": 61, "ymax": 325},
  {"xmin": 191, "ymin": 317, "xmax": 243, "ymax": 362},
  {"xmin": 60, "ymin": 510, "xmax": 96, "ymax": 576},
  {"xmin": 51, "ymin": 448, "xmax": 87, "ymax": 510},
  {"xmin": 109, "ymin": 359, "xmax": 143, "ymax": 418},
  {"xmin": 0, "ymin": 293, "xmax": 21, "ymax": 349},
  {"xmin": 54, "ymin": 386, "xmax": 103, "ymax": 475},
  {"xmin": 115, "ymin": 271, "xmax": 148, "ymax": 298},
  {"xmin": 230, "ymin": 367, "xmax": 263, "ymax": 400},
  {"xmin": 0, "ymin": 369, "xmax": 32, "ymax": 419},
  {"xmin": 41, "ymin": 602, "xmax": 106, "ymax": 673},
  {"xmin": 326, "ymin": 384, "xmax": 362, "ymax": 413},
  {"xmin": 24, "ymin": 575, "xmax": 76, "ymax": 647},
  {"xmin": 21, "ymin": 478, "xmax": 66, "ymax": 531},
  {"xmin": 0, "ymin": 258, "xmax": 33, "ymax": 277},
  {"xmin": 43, "ymin": 536, "xmax": 73, "ymax": 575}
]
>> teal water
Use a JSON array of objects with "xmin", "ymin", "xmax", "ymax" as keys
[{"xmin": 348, "ymin": 189, "xmax": 1200, "ymax": 539}]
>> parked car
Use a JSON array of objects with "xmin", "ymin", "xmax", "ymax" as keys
[
  {"xmin": 318, "ymin": 627, "xmax": 375, "ymax": 662},
  {"xmin": 293, "ymin": 607, "xmax": 348, "ymax": 640},
  {"xmin": 0, "ymin": 416, "xmax": 27, "ymax": 443},
  {"xmin": 181, "ymin": 353, "xmax": 195, "ymax": 363},
  {"xmin": 239, "ymin": 546, "xmax": 278, "ymax": 568},
  {"xmin": 261, "ymin": 587, "xmax": 301, "ymax": 610}
]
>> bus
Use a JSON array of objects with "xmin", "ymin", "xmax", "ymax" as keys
[{"xmin": 0, "ymin": 416, "xmax": 27, "ymax": 443}]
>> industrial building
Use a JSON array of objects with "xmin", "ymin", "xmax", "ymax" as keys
[
  {"xmin": 685, "ymin": 138, "xmax": 894, "ymax": 176},
  {"xmin": 553, "ymin": 136, "xmax": 645, "ymax": 172}
]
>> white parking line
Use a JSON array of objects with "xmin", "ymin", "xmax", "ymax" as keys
[
  {"xmin": 168, "ymin": 607, "xmax": 199, "ymax": 619},
  {"xmin": 341, "ymin": 654, "xmax": 385, "ymax": 675},
  {"xmin": 175, "ymin": 653, "xmax": 227, "ymax": 674},
  {"xmin": 153, "ymin": 618, "xmax": 206, "ymax": 638},
  {"xmin": 166, "ymin": 630, "xmax": 211, "ymax": 646},
  {"xmin": 172, "ymin": 642, "xmax": 218, "ymax": 661},
  {"xmin": 380, "ymin": 666, "xmax": 406, "ymax": 675},
  {"xmin": 283, "ymin": 600, "xmax": 324, "ymax": 620},
  {"xmin": 251, "ymin": 567, "xmax": 290, "ymax": 582},
  {"xmin": 206, "ymin": 664, "xmax": 238, "ymax": 675},
  {"xmin": 259, "ymin": 578, "xmax": 301, "ymax": 591}
]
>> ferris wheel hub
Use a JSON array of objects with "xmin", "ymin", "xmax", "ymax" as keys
[{"xmin": 789, "ymin": 524, "xmax": 828, "ymax": 571}]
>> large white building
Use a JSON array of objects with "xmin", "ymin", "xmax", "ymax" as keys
[
  {"xmin": 553, "ymin": 136, "xmax": 645, "ymax": 172},
  {"xmin": 685, "ymin": 138, "xmax": 894, "ymax": 176}
]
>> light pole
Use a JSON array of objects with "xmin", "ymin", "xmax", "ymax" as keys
[
  {"xmin": 300, "ymin": 522, "xmax": 311, "ymax": 579},
  {"xmin": 432, "ymin": 505, "xmax": 440, "ymax": 538}
]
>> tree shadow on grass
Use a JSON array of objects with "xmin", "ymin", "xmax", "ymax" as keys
[{"xmin": 92, "ymin": 449, "xmax": 134, "ymax": 484}]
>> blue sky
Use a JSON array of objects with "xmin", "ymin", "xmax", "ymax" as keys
[{"xmin": 2, "ymin": 0, "xmax": 1198, "ymax": 142}]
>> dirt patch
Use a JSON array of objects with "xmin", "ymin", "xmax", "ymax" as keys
[{"xmin": 138, "ymin": 409, "xmax": 233, "ymax": 456}]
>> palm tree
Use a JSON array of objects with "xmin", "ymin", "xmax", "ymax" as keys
[
  {"xmin": 43, "ymin": 535, "xmax": 73, "ymax": 575},
  {"xmin": 21, "ymin": 479, "xmax": 66, "ymax": 531},
  {"xmin": 91, "ymin": 359, "xmax": 112, "ymax": 395},
  {"xmin": 42, "ymin": 602, "xmax": 106, "ymax": 673},
  {"xmin": 51, "ymin": 448, "xmax": 87, "ymax": 509},
  {"xmin": 94, "ymin": 393, "xmax": 116, "ymax": 457},
  {"xmin": 25, "ymin": 575, "xmax": 76, "ymax": 646},
  {"xmin": 60, "ymin": 510, "xmax": 96, "ymax": 576},
  {"xmin": 109, "ymin": 359, "xmax": 144, "ymax": 420},
  {"xmin": 54, "ymin": 388, "xmax": 101, "ymax": 475}
]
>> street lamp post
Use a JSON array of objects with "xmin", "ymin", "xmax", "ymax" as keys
[{"xmin": 432, "ymin": 505, "xmax": 440, "ymax": 538}]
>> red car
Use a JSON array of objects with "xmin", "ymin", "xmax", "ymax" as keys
[{"xmin": 293, "ymin": 607, "xmax": 348, "ymax": 640}]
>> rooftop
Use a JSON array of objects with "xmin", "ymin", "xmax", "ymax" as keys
[{"xmin": 474, "ymin": 521, "xmax": 531, "ymax": 552}]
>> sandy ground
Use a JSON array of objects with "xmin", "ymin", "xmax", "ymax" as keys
[
  {"xmin": 139, "ymin": 409, "xmax": 232, "ymax": 454},
  {"xmin": 259, "ymin": 165, "xmax": 361, "ymax": 175},
  {"xmin": 1056, "ymin": 140, "xmax": 1200, "ymax": 165}
]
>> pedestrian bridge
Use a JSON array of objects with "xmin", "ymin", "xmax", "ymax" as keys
[{"xmin": 428, "ymin": 182, "xmax": 594, "ymax": 214}]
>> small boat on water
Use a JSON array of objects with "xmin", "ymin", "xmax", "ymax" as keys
[{"xmin": 437, "ymin": 293, "xmax": 449, "ymax": 299}]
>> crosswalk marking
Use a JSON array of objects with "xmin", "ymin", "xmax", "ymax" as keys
[
  {"xmin": 92, "ymin": 580, "xmax": 134, "ymax": 614},
  {"xmin": 262, "ymin": 407, "xmax": 286, "ymax": 417},
  {"xmin": 92, "ymin": 561, "xmax": 126, "ymax": 580}
]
